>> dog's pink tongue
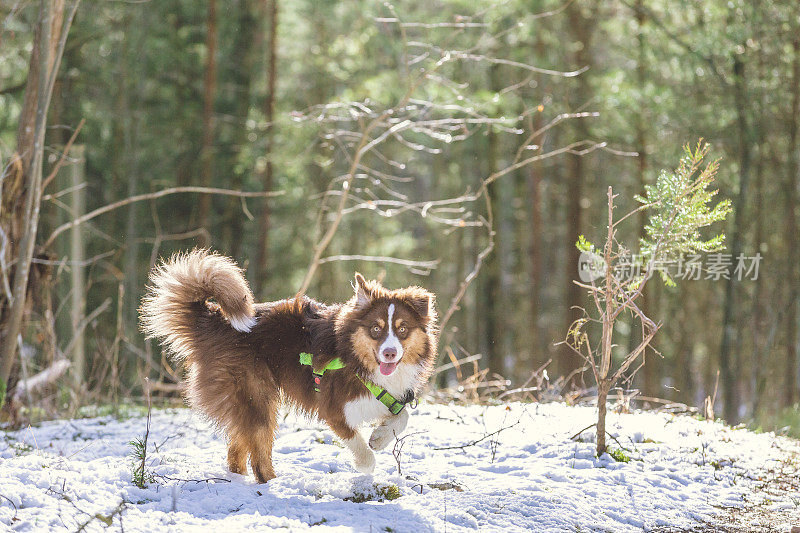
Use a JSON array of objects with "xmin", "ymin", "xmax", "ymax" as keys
[{"xmin": 379, "ymin": 361, "xmax": 397, "ymax": 376}]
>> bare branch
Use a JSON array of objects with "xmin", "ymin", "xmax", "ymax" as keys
[
  {"xmin": 43, "ymin": 187, "xmax": 283, "ymax": 248},
  {"xmin": 374, "ymin": 18, "xmax": 489, "ymax": 29},
  {"xmin": 433, "ymin": 419, "xmax": 520, "ymax": 451},
  {"xmin": 611, "ymin": 324, "xmax": 661, "ymax": 384},
  {"xmin": 318, "ymin": 254, "xmax": 439, "ymax": 272},
  {"xmin": 41, "ymin": 117, "xmax": 85, "ymax": 191}
]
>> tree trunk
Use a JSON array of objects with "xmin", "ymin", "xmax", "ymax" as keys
[
  {"xmin": 751, "ymin": 145, "xmax": 765, "ymax": 416},
  {"xmin": 784, "ymin": 37, "xmax": 800, "ymax": 407},
  {"xmin": 121, "ymin": 8, "xmax": 143, "ymax": 348},
  {"xmin": 301, "ymin": 0, "xmax": 335, "ymax": 300},
  {"xmin": 632, "ymin": 0, "xmax": 657, "ymax": 397},
  {"xmin": 197, "ymin": 0, "xmax": 218, "ymax": 247},
  {"xmin": 562, "ymin": 152, "xmax": 584, "ymax": 383},
  {"xmin": 255, "ymin": 0, "xmax": 279, "ymax": 291},
  {"xmin": 1, "ymin": 1, "xmax": 66, "ymax": 281},
  {"xmin": 527, "ymin": 144, "xmax": 543, "ymax": 366},
  {"xmin": 221, "ymin": 0, "xmax": 258, "ymax": 261},
  {"xmin": 0, "ymin": 0, "xmax": 73, "ymax": 406},
  {"xmin": 69, "ymin": 145, "xmax": 86, "ymax": 395},
  {"xmin": 482, "ymin": 62, "xmax": 503, "ymax": 377},
  {"xmin": 596, "ymin": 381, "xmax": 609, "ymax": 455},
  {"xmin": 562, "ymin": 1, "xmax": 595, "ymax": 387},
  {"xmin": 719, "ymin": 54, "xmax": 752, "ymax": 423}
]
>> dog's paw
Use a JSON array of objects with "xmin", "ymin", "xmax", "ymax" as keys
[
  {"xmin": 369, "ymin": 425, "xmax": 395, "ymax": 451},
  {"xmin": 353, "ymin": 449, "xmax": 376, "ymax": 474}
]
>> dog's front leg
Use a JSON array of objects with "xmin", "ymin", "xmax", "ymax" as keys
[
  {"xmin": 369, "ymin": 408, "xmax": 409, "ymax": 451},
  {"xmin": 343, "ymin": 432, "xmax": 376, "ymax": 473},
  {"xmin": 329, "ymin": 420, "xmax": 376, "ymax": 474}
]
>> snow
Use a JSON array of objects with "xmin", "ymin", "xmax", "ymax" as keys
[{"xmin": 1, "ymin": 402, "xmax": 798, "ymax": 532}]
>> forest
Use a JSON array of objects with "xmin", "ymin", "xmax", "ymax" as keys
[{"xmin": 1, "ymin": 1, "xmax": 799, "ymax": 531}]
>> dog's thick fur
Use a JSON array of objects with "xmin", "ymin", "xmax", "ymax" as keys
[{"xmin": 140, "ymin": 249, "xmax": 437, "ymax": 482}]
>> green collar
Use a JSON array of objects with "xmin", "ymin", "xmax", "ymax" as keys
[
  {"xmin": 299, "ymin": 352, "xmax": 407, "ymax": 415},
  {"xmin": 354, "ymin": 374, "xmax": 407, "ymax": 415}
]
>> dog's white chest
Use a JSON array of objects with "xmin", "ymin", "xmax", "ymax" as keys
[
  {"xmin": 343, "ymin": 395, "xmax": 389, "ymax": 428},
  {"xmin": 342, "ymin": 363, "xmax": 425, "ymax": 428}
]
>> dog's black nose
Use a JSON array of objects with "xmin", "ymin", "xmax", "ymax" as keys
[{"xmin": 382, "ymin": 347, "xmax": 398, "ymax": 359}]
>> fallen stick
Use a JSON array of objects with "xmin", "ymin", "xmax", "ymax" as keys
[{"xmin": 12, "ymin": 359, "xmax": 70, "ymax": 402}]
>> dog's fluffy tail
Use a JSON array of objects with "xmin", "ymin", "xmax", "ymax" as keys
[{"xmin": 139, "ymin": 249, "xmax": 256, "ymax": 361}]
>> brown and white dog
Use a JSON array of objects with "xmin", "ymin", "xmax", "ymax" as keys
[{"xmin": 139, "ymin": 249, "xmax": 437, "ymax": 482}]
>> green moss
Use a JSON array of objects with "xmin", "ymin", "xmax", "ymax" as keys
[
  {"xmin": 608, "ymin": 447, "xmax": 631, "ymax": 463},
  {"xmin": 345, "ymin": 492, "xmax": 371, "ymax": 503},
  {"xmin": 345, "ymin": 483, "xmax": 402, "ymax": 503},
  {"xmin": 378, "ymin": 484, "xmax": 402, "ymax": 501}
]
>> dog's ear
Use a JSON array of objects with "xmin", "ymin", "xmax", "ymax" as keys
[
  {"xmin": 408, "ymin": 292, "xmax": 433, "ymax": 319},
  {"xmin": 353, "ymin": 272, "xmax": 371, "ymax": 308}
]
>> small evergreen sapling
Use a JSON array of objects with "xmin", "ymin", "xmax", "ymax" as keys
[
  {"xmin": 565, "ymin": 141, "xmax": 731, "ymax": 456},
  {"xmin": 130, "ymin": 378, "xmax": 153, "ymax": 488}
]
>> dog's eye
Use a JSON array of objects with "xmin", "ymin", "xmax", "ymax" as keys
[
  {"xmin": 397, "ymin": 325, "xmax": 407, "ymax": 335},
  {"xmin": 370, "ymin": 324, "xmax": 382, "ymax": 335}
]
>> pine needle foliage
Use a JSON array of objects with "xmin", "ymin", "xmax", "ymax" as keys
[
  {"xmin": 130, "ymin": 379, "xmax": 153, "ymax": 488},
  {"xmin": 636, "ymin": 140, "xmax": 732, "ymax": 285},
  {"xmin": 129, "ymin": 436, "xmax": 150, "ymax": 489}
]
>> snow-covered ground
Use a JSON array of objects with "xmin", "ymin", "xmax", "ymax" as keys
[{"xmin": 1, "ymin": 402, "xmax": 798, "ymax": 532}]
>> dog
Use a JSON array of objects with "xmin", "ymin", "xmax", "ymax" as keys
[{"xmin": 139, "ymin": 249, "xmax": 437, "ymax": 482}]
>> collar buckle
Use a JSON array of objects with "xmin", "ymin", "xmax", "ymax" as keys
[{"xmin": 388, "ymin": 400, "xmax": 404, "ymax": 415}]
